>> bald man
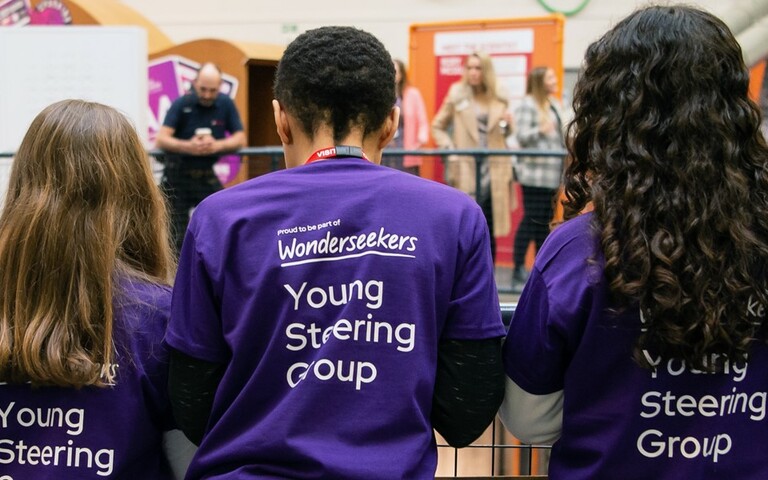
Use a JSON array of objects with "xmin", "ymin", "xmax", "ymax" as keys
[{"xmin": 156, "ymin": 62, "xmax": 246, "ymax": 251}]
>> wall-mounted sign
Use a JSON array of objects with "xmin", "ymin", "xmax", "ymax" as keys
[{"xmin": 0, "ymin": 0, "xmax": 70, "ymax": 26}]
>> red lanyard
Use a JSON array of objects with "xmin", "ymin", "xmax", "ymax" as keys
[{"xmin": 305, "ymin": 145, "xmax": 368, "ymax": 164}]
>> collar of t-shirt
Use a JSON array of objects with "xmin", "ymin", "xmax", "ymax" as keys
[{"xmin": 305, "ymin": 146, "xmax": 368, "ymax": 164}]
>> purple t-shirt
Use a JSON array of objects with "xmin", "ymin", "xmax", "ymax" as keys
[
  {"xmin": 503, "ymin": 212, "xmax": 768, "ymax": 479},
  {"xmin": 165, "ymin": 157, "xmax": 505, "ymax": 479},
  {"xmin": 0, "ymin": 279, "xmax": 175, "ymax": 479}
]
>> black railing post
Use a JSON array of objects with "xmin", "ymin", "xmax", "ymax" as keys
[{"xmin": 474, "ymin": 153, "xmax": 483, "ymax": 204}]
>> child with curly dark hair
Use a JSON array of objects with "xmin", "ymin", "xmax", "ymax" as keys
[
  {"xmin": 166, "ymin": 26, "xmax": 505, "ymax": 479},
  {"xmin": 499, "ymin": 5, "xmax": 768, "ymax": 479}
]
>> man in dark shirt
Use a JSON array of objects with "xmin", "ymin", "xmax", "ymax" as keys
[{"xmin": 156, "ymin": 62, "xmax": 246, "ymax": 251}]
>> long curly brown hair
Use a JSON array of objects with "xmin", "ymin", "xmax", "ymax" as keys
[{"xmin": 563, "ymin": 5, "xmax": 768, "ymax": 370}]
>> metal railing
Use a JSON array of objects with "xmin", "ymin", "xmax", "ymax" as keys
[
  {"xmin": 2, "ymin": 146, "xmax": 568, "ymax": 187},
  {"xmin": 433, "ymin": 303, "xmax": 552, "ymax": 479},
  {"xmin": 149, "ymin": 147, "xmax": 566, "ymax": 295},
  {"xmin": 3, "ymin": 146, "xmax": 569, "ymax": 162},
  {"xmin": 0, "ymin": 147, "xmax": 557, "ymax": 476},
  {"xmin": 1, "ymin": 147, "xmax": 567, "ymax": 296},
  {"xmin": 1, "ymin": 147, "xmax": 567, "ymax": 175},
  {"xmin": 142, "ymin": 146, "xmax": 567, "ymax": 178}
]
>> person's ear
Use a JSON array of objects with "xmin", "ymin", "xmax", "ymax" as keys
[
  {"xmin": 272, "ymin": 99, "xmax": 292, "ymax": 145},
  {"xmin": 377, "ymin": 106, "xmax": 400, "ymax": 149}
]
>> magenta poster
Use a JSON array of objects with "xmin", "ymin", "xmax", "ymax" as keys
[
  {"xmin": 148, "ymin": 58, "xmax": 183, "ymax": 145},
  {"xmin": 0, "ymin": 0, "xmax": 70, "ymax": 26}
]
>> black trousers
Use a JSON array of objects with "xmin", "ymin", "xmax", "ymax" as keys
[
  {"xmin": 161, "ymin": 166, "xmax": 222, "ymax": 252},
  {"xmin": 477, "ymin": 189, "xmax": 496, "ymax": 261},
  {"xmin": 513, "ymin": 185, "xmax": 557, "ymax": 268}
]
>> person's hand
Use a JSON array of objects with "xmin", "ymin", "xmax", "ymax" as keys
[
  {"xmin": 500, "ymin": 111, "xmax": 514, "ymax": 135},
  {"xmin": 190, "ymin": 134, "xmax": 216, "ymax": 155},
  {"xmin": 540, "ymin": 119, "xmax": 555, "ymax": 136}
]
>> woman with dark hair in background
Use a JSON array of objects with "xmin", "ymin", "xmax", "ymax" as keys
[
  {"xmin": 0, "ymin": 99, "xmax": 190, "ymax": 479},
  {"xmin": 384, "ymin": 58, "xmax": 429, "ymax": 175},
  {"xmin": 511, "ymin": 66, "xmax": 565, "ymax": 290},
  {"xmin": 500, "ymin": 5, "xmax": 768, "ymax": 479}
]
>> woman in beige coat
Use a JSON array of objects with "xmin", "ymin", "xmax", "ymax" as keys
[{"xmin": 432, "ymin": 51, "xmax": 513, "ymax": 259}]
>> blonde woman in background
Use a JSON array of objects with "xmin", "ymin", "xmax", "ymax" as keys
[
  {"xmin": 432, "ymin": 51, "xmax": 514, "ymax": 260},
  {"xmin": 384, "ymin": 58, "xmax": 429, "ymax": 175},
  {"xmin": 512, "ymin": 66, "xmax": 565, "ymax": 290}
]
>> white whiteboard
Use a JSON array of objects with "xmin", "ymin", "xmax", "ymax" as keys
[{"xmin": 0, "ymin": 26, "xmax": 148, "ymax": 153}]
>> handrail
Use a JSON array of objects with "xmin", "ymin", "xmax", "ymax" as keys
[
  {"xmin": 0, "ymin": 147, "xmax": 568, "ymax": 160},
  {"xmin": 500, "ymin": 302, "xmax": 516, "ymax": 327},
  {"xmin": 143, "ymin": 147, "xmax": 568, "ymax": 181},
  {"xmin": 0, "ymin": 146, "xmax": 569, "ymax": 202},
  {"xmin": 150, "ymin": 147, "xmax": 567, "ymax": 156}
]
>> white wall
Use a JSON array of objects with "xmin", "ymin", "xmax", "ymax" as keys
[
  {"xmin": 119, "ymin": 0, "xmax": 731, "ymax": 69},
  {"xmin": 0, "ymin": 26, "xmax": 147, "ymax": 151}
]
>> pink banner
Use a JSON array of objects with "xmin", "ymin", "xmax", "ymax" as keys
[{"xmin": 0, "ymin": 0, "xmax": 70, "ymax": 26}]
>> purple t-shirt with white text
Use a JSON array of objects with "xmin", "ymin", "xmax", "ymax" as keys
[
  {"xmin": 165, "ymin": 157, "xmax": 505, "ymax": 479},
  {"xmin": 503, "ymin": 212, "xmax": 768, "ymax": 479},
  {"xmin": 0, "ymin": 279, "xmax": 175, "ymax": 479}
]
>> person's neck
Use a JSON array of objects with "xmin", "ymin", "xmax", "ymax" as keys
[
  {"xmin": 285, "ymin": 127, "xmax": 383, "ymax": 167},
  {"xmin": 536, "ymin": 94, "xmax": 551, "ymax": 110},
  {"xmin": 471, "ymin": 84, "xmax": 488, "ymax": 95}
]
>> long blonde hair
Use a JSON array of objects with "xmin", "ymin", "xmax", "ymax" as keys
[
  {"xmin": 0, "ymin": 99, "xmax": 174, "ymax": 387},
  {"xmin": 462, "ymin": 51, "xmax": 500, "ymax": 100}
]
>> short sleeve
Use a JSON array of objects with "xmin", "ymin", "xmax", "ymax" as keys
[
  {"xmin": 224, "ymin": 97, "xmax": 244, "ymax": 133},
  {"xmin": 504, "ymin": 214, "xmax": 602, "ymax": 395},
  {"xmin": 502, "ymin": 271, "xmax": 568, "ymax": 395},
  {"xmin": 442, "ymin": 205, "xmax": 506, "ymax": 340},
  {"xmin": 115, "ymin": 280, "xmax": 176, "ymax": 431},
  {"xmin": 140, "ymin": 300, "xmax": 177, "ymax": 432},
  {"xmin": 162, "ymin": 97, "xmax": 183, "ymax": 129},
  {"xmin": 165, "ymin": 229, "xmax": 229, "ymax": 362}
]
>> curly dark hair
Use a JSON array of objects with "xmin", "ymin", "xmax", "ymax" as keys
[
  {"xmin": 273, "ymin": 26, "xmax": 396, "ymax": 143},
  {"xmin": 563, "ymin": 5, "xmax": 768, "ymax": 370}
]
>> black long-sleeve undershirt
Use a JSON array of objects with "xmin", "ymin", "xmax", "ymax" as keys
[
  {"xmin": 431, "ymin": 337, "xmax": 505, "ymax": 447},
  {"xmin": 168, "ymin": 349, "xmax": 224, "ymax": 445}
]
